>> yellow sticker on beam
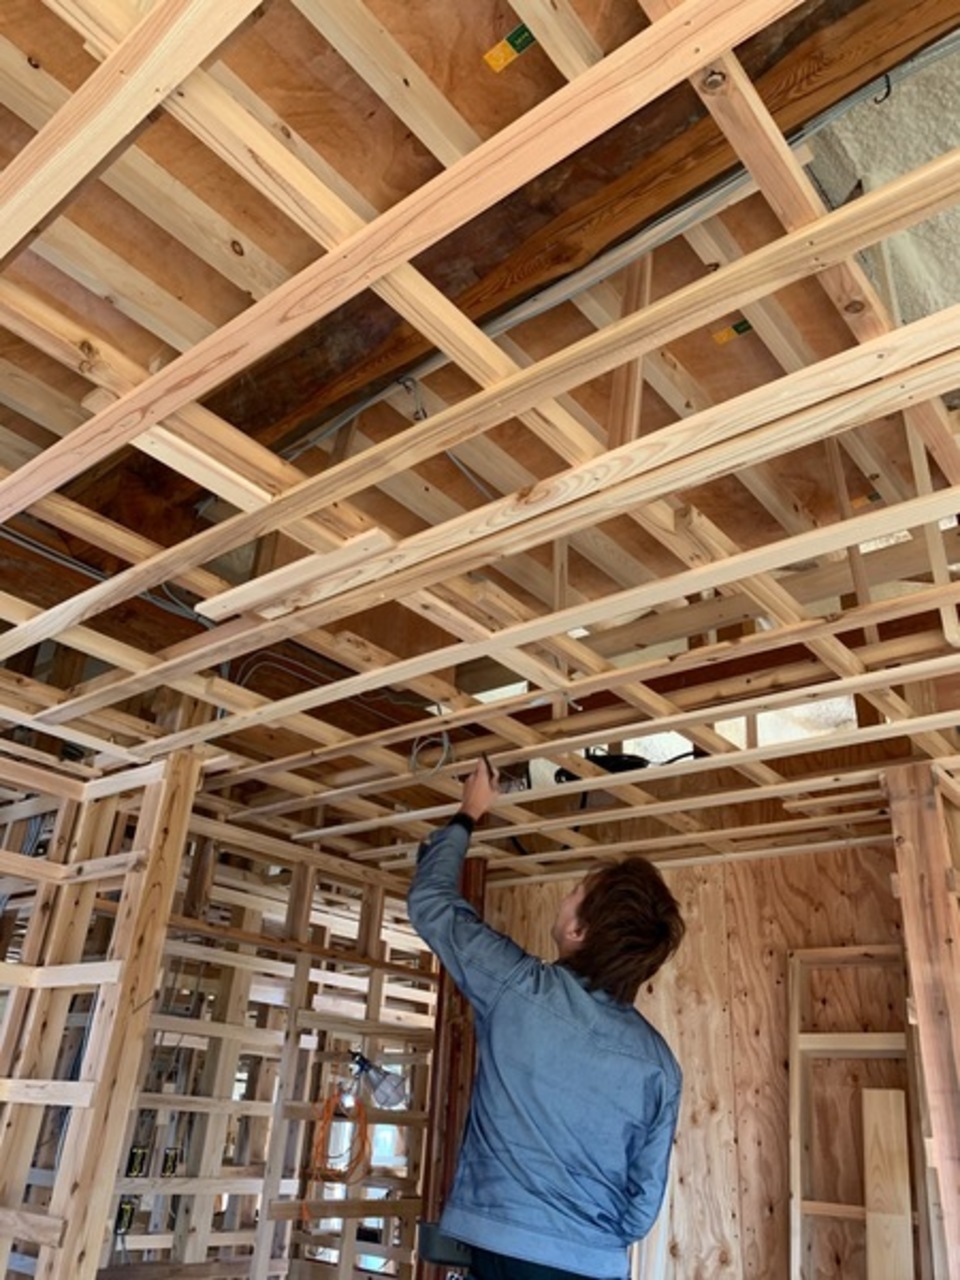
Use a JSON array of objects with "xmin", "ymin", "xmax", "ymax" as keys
[
  {"xmin": 712, "ymin": 318, "xmax": 753, "ymax": 344},
  {"xmin": 484, "ymin": 23, "xmax": 536, "ymax": 72}
]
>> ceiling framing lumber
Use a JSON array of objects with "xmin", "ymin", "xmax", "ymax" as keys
[
  {"xmin": 0, "ymin": 0, "xmax": 957, "ymax": 891},
  {"xmin": 0, "ymin": 0, "xmax": 263, "ymax": 263},
  {"xmin": 0, "ymin": 0, "xmax": 820, "ymax": 521},
  {"xmin": 3, "ymin": 157, "xmax": 960, "ymax": 672}
]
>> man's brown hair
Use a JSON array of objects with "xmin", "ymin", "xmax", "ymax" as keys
[{"xmin": 562, "ymin": 857, "xmax": 684, "ymax": 1004}]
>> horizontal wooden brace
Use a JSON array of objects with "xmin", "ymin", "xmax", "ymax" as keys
[
  {"xmin": 796, "ymin": 1031, "xmax": 906, "ymax": 1058},
  {"xmin": 114, "ymin": 1176, "xmax": 297, "ymax": 1197},
  {"xmin": 0, "ymin": 848, "xmax": 142, "ymax": 885},
  {"xmin": 786, "ymin": 945, "xmax": 903, "ymax": 967},
  {"xmin": 136, "ymin": 1092, "xmax": 274, "ymax": 1118},
  {"xmin": 0, "ymin": 1205, "xmax": 66, "ymax": 1248},
  {"xmin": 268, "ymin": 1195, "xmax": 421, "ymax": 1221},
  {"xmin": 295, "ymin": 1010, "xmax": 435, "ymax": 1043},
  {"xmin": 149, "ymin": 1014, "xmax": 284, "ymax": 1050},
  {"xmin": 800, "ymin": 1200, "xmax": 868, "ymax": 1222},
  {"xmin": 0, "ymin": 1079, "xmax": 95, "ymax": 1106},
  {"xmin": 0, "ymin": 959, "xmax": 122, "ymax": 989}
]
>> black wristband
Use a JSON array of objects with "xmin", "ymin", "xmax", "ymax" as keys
[{"xmin": 449, "ymin": 812, "xmax": 476, "ymax": 836}]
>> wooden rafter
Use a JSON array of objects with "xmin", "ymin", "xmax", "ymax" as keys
[{"xmin": 0, "ymin": 0, "xmax": 957, "ymax": 872}]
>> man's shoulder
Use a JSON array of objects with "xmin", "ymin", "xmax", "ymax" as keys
[
  {"xmin": 632, "ymin": 1012, "xmax": 682, "ymax": 1089},
  {"xmin": 594, "ymin": 1000, "xmax": 682, "ymax": 1086}
]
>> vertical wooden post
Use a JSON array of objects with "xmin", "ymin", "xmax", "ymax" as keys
[
  {"xmin": 337, "ymin": 884, "xmax": 387, "ymax": 1280},
  {"xmin": 36, "ymin": 749, "xmax": 202, "ymax": 1280},
  {"xmin": 251, "ymin": 862, "xmax": 316, "ymax": 1280},
  {"xmin": 787, "ymin": 950, "xmax": 806, "ymax": 1280},
  {"xmin": 416, "ymin": 855, "xmax": 485, "ymax": 1280},
  {"xmin": 885, "ymin": 762, "xmax": 960, "ymax": 1279},
  {"xmin": 181, "ymin": 835, "xmax": 217, "ymax": 919},
  {"xmin": 234, "ymin": 1004, "xmax": 284, "ymax": 1234},
  {"xmin": 607, "ymin": 255, "xmax": 652, "ymax": 450},
  {"xmin": 904, "ymin": 1018, "xmax": 939, "ymax": 1280}
]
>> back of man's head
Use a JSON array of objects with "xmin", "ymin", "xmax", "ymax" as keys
[{"xmin": 562, "ymin": 857, "xmax": 684, "ymax": 1004}]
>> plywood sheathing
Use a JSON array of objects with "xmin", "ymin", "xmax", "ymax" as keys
[{"xmin": 0, "ymin": 0, "xmax": 958, "ymax": 889}]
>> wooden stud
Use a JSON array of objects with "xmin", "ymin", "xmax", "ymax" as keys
[
  {"xmin": 250, "ymin": 864, "xmax": 315, "ymax": 1280},
  {"xmin": 886, "ymin": 764, "xmax": 960, "ymax": 1280}
]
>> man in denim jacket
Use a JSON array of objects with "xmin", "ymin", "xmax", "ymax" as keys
[{"xmin": 408, "ymin": 759, "xmax": 684, "ymax": 1280}]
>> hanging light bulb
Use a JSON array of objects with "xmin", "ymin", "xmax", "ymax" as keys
[{"xmin": 351, "ymin": 1052, "xmax": 407, "ymax": 1109}]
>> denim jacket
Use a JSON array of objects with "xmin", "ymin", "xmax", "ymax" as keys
[{"xmin": 408, "ymin": 817, "xmax": 681, "ymax": 1279}]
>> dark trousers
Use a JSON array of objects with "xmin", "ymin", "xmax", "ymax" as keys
[{"xmin": 468, "ymin": 1245, "xmax": 618, "ymax": 1280}]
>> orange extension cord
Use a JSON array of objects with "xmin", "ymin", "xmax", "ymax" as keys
[{"xmin": 300, "ymin": 1089, "xmax": 371, "ymax": 1223}]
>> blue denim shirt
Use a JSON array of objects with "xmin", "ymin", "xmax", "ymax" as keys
[{"xmin": 408, "ymin": 817, "xmax": 681, "ymax": 1279}]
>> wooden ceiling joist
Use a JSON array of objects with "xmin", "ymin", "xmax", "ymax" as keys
[
  {"xmin": 0, "ymin": 0, "xmax": 823, "ymax": 522},
  {"xmin": 1, "ymin": 154, "xmax": 957, "ymax": 681},
  {"xmin": 0, "ymin": 0, "xmax": 958, "ymax": 881}
]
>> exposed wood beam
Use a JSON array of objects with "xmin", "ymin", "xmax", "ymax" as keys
[
  {"xmin": 640, "ymin": 0, "xmax": 960, "ymax": 484},
  {"xmin": 270, "ymin": 0, "xmax": 960, "ymax": 434},
  {"xmin": 0, "ymin": 0, "xmax": 818, "ymax": 520},
  {"xmin": 6, "ymin": 304, "xmax": 959, "ymax": 757},
  {"xmin": 507, "ymin": 0, "xmax": 604, "ymax": 79},
  {"xmin": 0, "ymin": 0, "xmax": 262, "ymax": 263},
  {"xmin": 2, "ymin": 153, "xmax": 959, "ymax": 677},
  {"xmin": 204, "ymin": 586, "xmax": 960, "ymax": 797},
  {"xmin": 77, "ymin": 485, "xmax": 960, "ymax": 759}
]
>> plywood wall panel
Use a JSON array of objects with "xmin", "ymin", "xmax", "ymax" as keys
[
  {"xmin": 806, "ymin": 962, "xmax": 906, "ymax": 1034},
  {"xmin": 643, "ymin": 865, "xmax": 742, "ymax": 1278},
  {"xmin": 723, "ymin": 865, "xmax": 792, "ymax": 1278},
  {"xmin": 486, "ymin": 877, "xmax": 569, "ymax": 961},
  {"xmin": 486, "ymin": 844, "xmax": 901, "ymax": 1279},
  {"xmin": 807, "ymin": 1219, "xmax": 866, "ymax": 1280}
]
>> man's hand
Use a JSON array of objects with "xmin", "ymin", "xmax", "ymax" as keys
[{"xmin": 459, "ymin": 756, "xmax": 499, "ymax": 821}]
